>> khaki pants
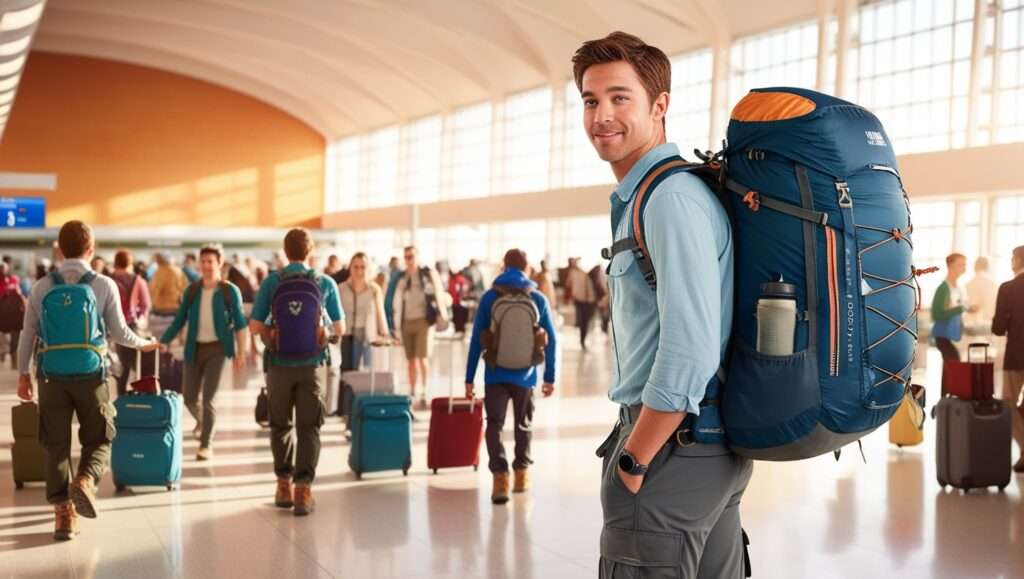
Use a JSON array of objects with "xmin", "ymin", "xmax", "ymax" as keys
[
  {"xmin": 38, "ymin": 375, "xmax": 116, "ymax": 504},
  {"xmin": 598, "ymin": 409, "xmax": 753, "ymax": 579},
  {"xmin": 1002, "ymin": 369, "xmax": 1024, "ymax": 456}
]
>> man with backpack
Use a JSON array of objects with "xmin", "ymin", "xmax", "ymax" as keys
[
  {"xmin": 392, "ymin": 246, "xmax": 449, "ymax": 407},
  {"xmin": 159, "ymin": 245, "xmax": 249, "ymax": 461},
  {"xmin": 110, "ymin": 249, "xmax": 152, "ymax": 397},
  {"xmin": 249, "ymin": 228, "xmax": 344, "ymax": 517},
  {"xmin": 16, "ymin": 220, "xmax": 160, "ymax": 541},
  {"xmin": 465, "ymin": 249, "xmax": 557, "ymax": 505},
  {"xmin": 573, "ymin": 33, "xmax": 752, "ymax": 577}
]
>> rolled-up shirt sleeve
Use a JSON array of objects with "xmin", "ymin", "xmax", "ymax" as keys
[{"xmin": 640, "ymin": 189, "xmax": 722, "ymax": 415}]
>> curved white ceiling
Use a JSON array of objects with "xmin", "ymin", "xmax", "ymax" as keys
[{"xmin": 32, "ymin": 0, "xmax": 818, "ymax": 139}]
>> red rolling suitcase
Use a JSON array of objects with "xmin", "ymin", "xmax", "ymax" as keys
[
  {"xmin": 427, "ymin": 335, "xmax": 483, "ymax": 474},
  {"xmin": 942, "ymin": 343, "xmax": 994, "ymax": 400}
]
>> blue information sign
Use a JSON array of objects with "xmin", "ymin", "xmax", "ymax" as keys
[{"xmin": 0, "ymin": 197, "xmax": 45, "ymax": 228}]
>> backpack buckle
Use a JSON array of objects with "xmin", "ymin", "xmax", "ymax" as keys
[
  {"xmin": 632, "ymin": 249, "xmax": 657, "ymax": 288},
  {"xmin": 601, "ymin": 246, "xmax": 613, "ymax": 260},
  {"xmin": 675, "ymin": 428, "xmax": 696, "ymax": 448}
]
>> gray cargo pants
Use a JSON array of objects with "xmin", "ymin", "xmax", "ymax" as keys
[{"xmin": 597, "ymin": 406, "xmax": 754, "ymax": 578}]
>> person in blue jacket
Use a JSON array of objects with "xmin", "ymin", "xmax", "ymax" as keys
[
  {"xmin": 465, "ymin": 249, "xmax": 557, "ymax": 505},
  {"xmin": 159, "ymin": 245, "xmax": 249, "ymax": 461}
]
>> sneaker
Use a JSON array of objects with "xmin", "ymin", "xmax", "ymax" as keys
[
  {"xmin": 69, "ymin": 475, "xmax": 98, "ymax": 519},
  {"xmin": 275, "ymin": 478, "xmax": 294, "ymax": 508},
  {"xmin": 293, "ymin": 484, "xmax": 315, "ymax": 516},
  {"xmin": 513, "ymin": 468, "xmax": 530, "ymax": 493},
  {"xmin": 196, "ymin": 447, "xmax": 212, "ymax": 461},
  {"xmin": 53, "ymin": 501, "xmax": 79, "ymax": 541},
  {"xmin": 491, "ymin": 472, "xmax": 510, "ymax": 505}
]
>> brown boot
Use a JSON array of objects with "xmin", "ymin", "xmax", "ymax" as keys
[
  {"xmin": 53, "ymin": 501, "xmax": 79, "ymax": 541},
  {"xmin": 69, "ymin": 475, "xmax": 98, "ymax": 519},
  {"xmin": 513, "ymin": 468, "xmax": 530, "ymax": 493},
  {"xmin": 293, "ymin": 484, "xmax": 315, "ymax": 517},
  {"xmin": 275, "ymin": 477, "xmax": 294, "ymax": 508},
  {"xmin": 491, "ymin": 472, "xmax": 510, "ymax": 505}
]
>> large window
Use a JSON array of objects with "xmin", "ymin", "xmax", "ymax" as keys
[
  {"xmin": 729, "ymin": 21, "xmax": 819, "ymax": 107},
  {"xmin": 855, "ymin": 0, "xmax": 975, "ymax": 153},
  {"xmin": 497, "ymin": 88, "xmax": 552, "ymax": 195},
  {"xmin": 667, "ymin": 49, "xmax": 713, "ymax": 155},
  {"xmin": 992, "ymin": 195, "xmax": 1024, "ymax": 283},
  {"xmin": 995, "ymin": 0, "xmax": 1024, "ymax": 143},
  {"xmin": 910, "ymin": 200, "xmax": 956, "ymax": 304},
  {"xmin": 361, "ymin": 127, "xmax": 400, "ymax": 208},
  {"xmin": 558, "ymin": 80, "xmax": 616, "ymax": 188},
  {"xmin": 331, "ymin": 136, "xmax": 361, "ymax": 212},
  {"xmin": 447, "ymin": 102, "xmax": 492, "ymax": 200},
  {"xmin": 399, "ymin": 115, "xmax": 442, "ymax": 204}
]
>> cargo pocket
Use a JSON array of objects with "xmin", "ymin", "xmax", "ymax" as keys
[
  {"xmin": 722, "ymin": 343, "xmax": 820, "ymax": 450},
  {"xmin": 101, "ymin": 403, "xmax": 118, "ymax": 444},
  {"xmin": 599, "ymin": 527, "xmax": 682, "ymax": 579}
]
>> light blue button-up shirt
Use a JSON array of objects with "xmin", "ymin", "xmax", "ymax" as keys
[{"xmin": 607, "ymin": 143, "xmax": 733, "ymax": 415}]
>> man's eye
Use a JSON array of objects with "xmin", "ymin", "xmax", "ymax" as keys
[
  {"xmin": 583, "ymin": 100, "xmax": 597, "ymax": 108},
  {"xmin": 614, "ymin": 96, "xmax": 628, "ymax": 103}
]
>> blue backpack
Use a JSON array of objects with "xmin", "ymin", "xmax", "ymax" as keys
[
  {"xmin": 613, "ymin": 88, "xmax": 917, "ymax": 461},
  {"xmin": 38, "ymin": 271, "xmax": 107, "ymax": 379},
  {"xmin": 271, "ymin": 270, "xmax": 324, "ymax": 360}
]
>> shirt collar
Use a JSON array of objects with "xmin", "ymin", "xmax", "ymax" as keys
[
  {"xmin": 612, "ymin": 143, "xmax": 681, "ymax": 203},
  {"xmin": 59, "ymin": 259, "xmax": 91, "ymax": 274},
  {"xmin": 283, "ymin": 263, "xmax": 309, "ymax": 274}
]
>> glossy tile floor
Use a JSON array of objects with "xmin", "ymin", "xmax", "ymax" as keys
[{"xmin": 0, "ymin": 335, "xmax": 1022, "ymax": 578}]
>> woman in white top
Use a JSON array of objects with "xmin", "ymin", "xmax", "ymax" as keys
[{"xmin": 339, "ymin": 252, "xmax": 389, "ymax": 370}]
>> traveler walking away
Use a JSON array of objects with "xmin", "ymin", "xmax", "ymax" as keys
[
  {"xmin": 249, "ymin": 228, "xmax": 345, "ymax": 516},
  {"xmin": 589, "ymin": 265, "xmax": 610, "ymax": 334},
  {"xmin": 465, "ymin": 249, "xmax": 557, "ymax": 504},
  {"xmin": 392, "ymin": 246, "xmax": 449, "ymax": 407},
  {"xmin": 565, "ymin": 258, "xmax": 597, "ymax": 350},
  {"xmin": 991, "ymin": 245, "xmax": 1024, "ymax": 473},
  {"xmin": 531, "ymin": 260, "xmax": 557, "ymax": 312},
  {"xmin": 574, "ymin": 32, "xmax": 752, "ymax": 577},
  {"xmin": 0, "ymin": 260, "xmax": 27, "ymax": 369},
  {"xmin": 110, "ymin": 249, "xmax": 153, "ymax": 396},
  {"xmin": 449, "ymin": 268, "xmax": 473, "ymax": 335},
  {"xmin": 149, "ymin": 253, "xmax": 188, "ymax": 342},
  {"xmin": 16, "ymin": 220, "xmax": 159, "ymax": 541},
  {"xmin": 159, "ymin": 245, "xmax": 249, "ymax": 461}
]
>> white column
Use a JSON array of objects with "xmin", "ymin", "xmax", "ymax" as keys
[
  {"xmin": 708, "ymin": 38, "xmax": 731, "ymax": 151},
  {"xmin": 816, "ymin": 0, "xmax": 836, "ymax": 93},
  {"xmin": 549, "ymin": 82, "xmax": 567, "ymax": 191},
  {"xmin": 989, "ymin": 1, "xmax": 1004, "ymax": 145},
  {"xmin": 834, "ymin": 0, "xmax": 854, "ymax": 99},
  {"xmin": 967, "ymin": 0, "xmax": 988, "ymax": 146}
]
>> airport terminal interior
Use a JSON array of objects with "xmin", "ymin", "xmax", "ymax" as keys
[{"xmin": 1, "ymin": 0, "xmax": 1024, "ymax": 577}]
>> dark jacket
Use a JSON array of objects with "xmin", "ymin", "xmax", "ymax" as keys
[{"xmin": 993, "ymin": 273, "xmax": 1024, "ymax": 370}]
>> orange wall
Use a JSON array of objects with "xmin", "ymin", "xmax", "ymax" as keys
[{"xmin": 0, "ymin": 52, "xmax": 325, "ymax": 228}]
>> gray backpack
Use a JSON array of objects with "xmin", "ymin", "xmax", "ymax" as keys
[{"xmin": 482, "ymin": 287, "xmax": 545, "ymax": 370}]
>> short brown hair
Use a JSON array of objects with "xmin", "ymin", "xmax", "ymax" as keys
[
  {"xmin": 946, "ymin": 253, "xmax": 966, "ymax": 267},
  {"xmin": 572, "ymin": 31, "xmax": 671, "ymax": 109},
  {"xmin": 114, "ymin": 249, "xmax": 133, "ymax": 269},
  {"xmin": 283, "ymin": 228, "xmax": 314, "ymax": 261},
  {"xmin": 1013, "ymin": 246, "xmax": 1024, "ymax": 264},
  {"xmin": 503, "ymin": 248, "xmax": 528, "ymax": 272},
  {"xmin": 58, "ymin": 220, "xmax": 94, "ymax": 259},
  {"xmin": 199, "ymin": 245, "xmax": 223, "ymax": 262}
]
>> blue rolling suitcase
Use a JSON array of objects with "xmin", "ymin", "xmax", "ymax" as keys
[
  {"xmin": 111, "ymin": 364, "xmax": 183, "ymax": 491},
  {"xmin": 348, "ymin": 345, "xmax": 412, "ymax": 479}
]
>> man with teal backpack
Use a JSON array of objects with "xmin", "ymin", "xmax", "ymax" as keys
[{"xmin": 16, "ymin": 221, "xmax": 159, "ymax": 541}]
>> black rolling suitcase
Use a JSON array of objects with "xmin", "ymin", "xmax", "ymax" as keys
[{"xmin": 935, "ymin": 397, "xmax": 1012, "ymax": 492}]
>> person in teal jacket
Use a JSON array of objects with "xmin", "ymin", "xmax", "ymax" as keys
[{"xmin": 160, "ymin": 245, "xmax": 249, "ymax": 461}]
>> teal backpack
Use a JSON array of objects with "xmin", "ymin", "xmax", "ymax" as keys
[{"xmin": 38, "ymin": 271, "xmax": 107, "ymax": 379}]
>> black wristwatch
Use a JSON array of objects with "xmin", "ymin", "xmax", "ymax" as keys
[{"xmin": 618, "ymin": 449, "xmax": 648, "ymax": 476}]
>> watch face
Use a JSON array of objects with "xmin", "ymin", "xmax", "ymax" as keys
[{"xmin": 618, "ymin": 452, "xmax": 635, "ymax": 473}]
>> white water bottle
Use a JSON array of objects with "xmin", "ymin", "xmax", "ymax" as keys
[{"xmin": 756, "ymin": 275, "xmax": 797, "ymax": 356}]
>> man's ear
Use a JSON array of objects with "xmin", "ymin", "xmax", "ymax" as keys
[{"xmin": 652, "ymin": 91, "xmax": 670, "ymax": 122}]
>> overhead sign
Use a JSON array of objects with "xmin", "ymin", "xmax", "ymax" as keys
[{"xmin": 0, "ymin": 197, "xmax": 45, "ymax": 228}]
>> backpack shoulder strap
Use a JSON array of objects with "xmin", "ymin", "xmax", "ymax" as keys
[
  {"xmin": 218, "ymin": 281, "xmax": 233, "ymax": 311},
  {"xmin": 78, "ymin": 271, "xmax": 97, "ymax": 286},
  {"xmin": 49, "ymin": 271, "xmax": 65, "ymax": 286},
  {"xmin": 185, "ymin": 281, "xmax": 202, "ymax": 309}
]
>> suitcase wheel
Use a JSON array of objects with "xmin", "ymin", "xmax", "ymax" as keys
[
  {"xmin": 14, "ymin": 481, "xmax": 23, "ymax": 490},
  {"xmin": 403, "ymin": 468, "xmax": 409, "ymax": 477},
  {"xmin": 115, "ymin": 482, "xmax": 127, "ymax": 492},
  {"xmin": 474, "ymin": 465, "xmax": 478, "ymax": 472},
  {"xmin": 354, "ymin": 471, "xmax": 362, "ymax": 481},
  {"xmin": 166, "ymin": 484, "xmax": 178, "ymax": 491},
  {"xmin": 999, "ymin": 485, "xmax": 1007, "ymax": 493},
  {"xmin": 432, "ymin": 468, "xmax": 438, "ymax": 475}
]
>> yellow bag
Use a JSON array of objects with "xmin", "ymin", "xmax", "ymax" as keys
[{"xmin": 888, "ymin": 384, "xmax": 925, "ymax": 448}]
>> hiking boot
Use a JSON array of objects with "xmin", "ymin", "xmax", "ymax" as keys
[
  {"xmin": 69, "ymin": 475, "xmax": 98, "ymax": 519},
  {"xmin": 196, "ymin": 447, "xmax": 212, "ymax": 461},
  {"xmin": 513, "ymin": 468, "xmax": 530, "ymax": 493},
  {"xmin": 491, "ymin": 472, "xmax": 510, "ymax": 505},
  {"xmin": 275, "ymin": 478, "xmax": 294, "ymax": 508},
  {"xmin": 293, "ymin": 484, "xmax": 315, "ymax": 516},
  {"xmin": 53, "ymin": 501, "xmax": 78, "ymax": 541}
]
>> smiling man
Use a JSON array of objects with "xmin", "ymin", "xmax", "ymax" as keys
[{"xmin": 573, "ymin": 32, "xmax": 753, "ymax": 578}]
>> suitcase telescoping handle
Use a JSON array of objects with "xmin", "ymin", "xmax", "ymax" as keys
[
  {"xmin": 135, "ymin": 345, "xmax": 160, "ymax": 381},
  {"xmin": 441, "ymin": 334, "xmax": 472, "ymax": 415},
  {"xmin": 367, "ymin": 339, "xmax": 393, "ymax": 396},
  {"xmin": 967, "ymin": 342, "xmax": 991, "ymax": 363}
]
